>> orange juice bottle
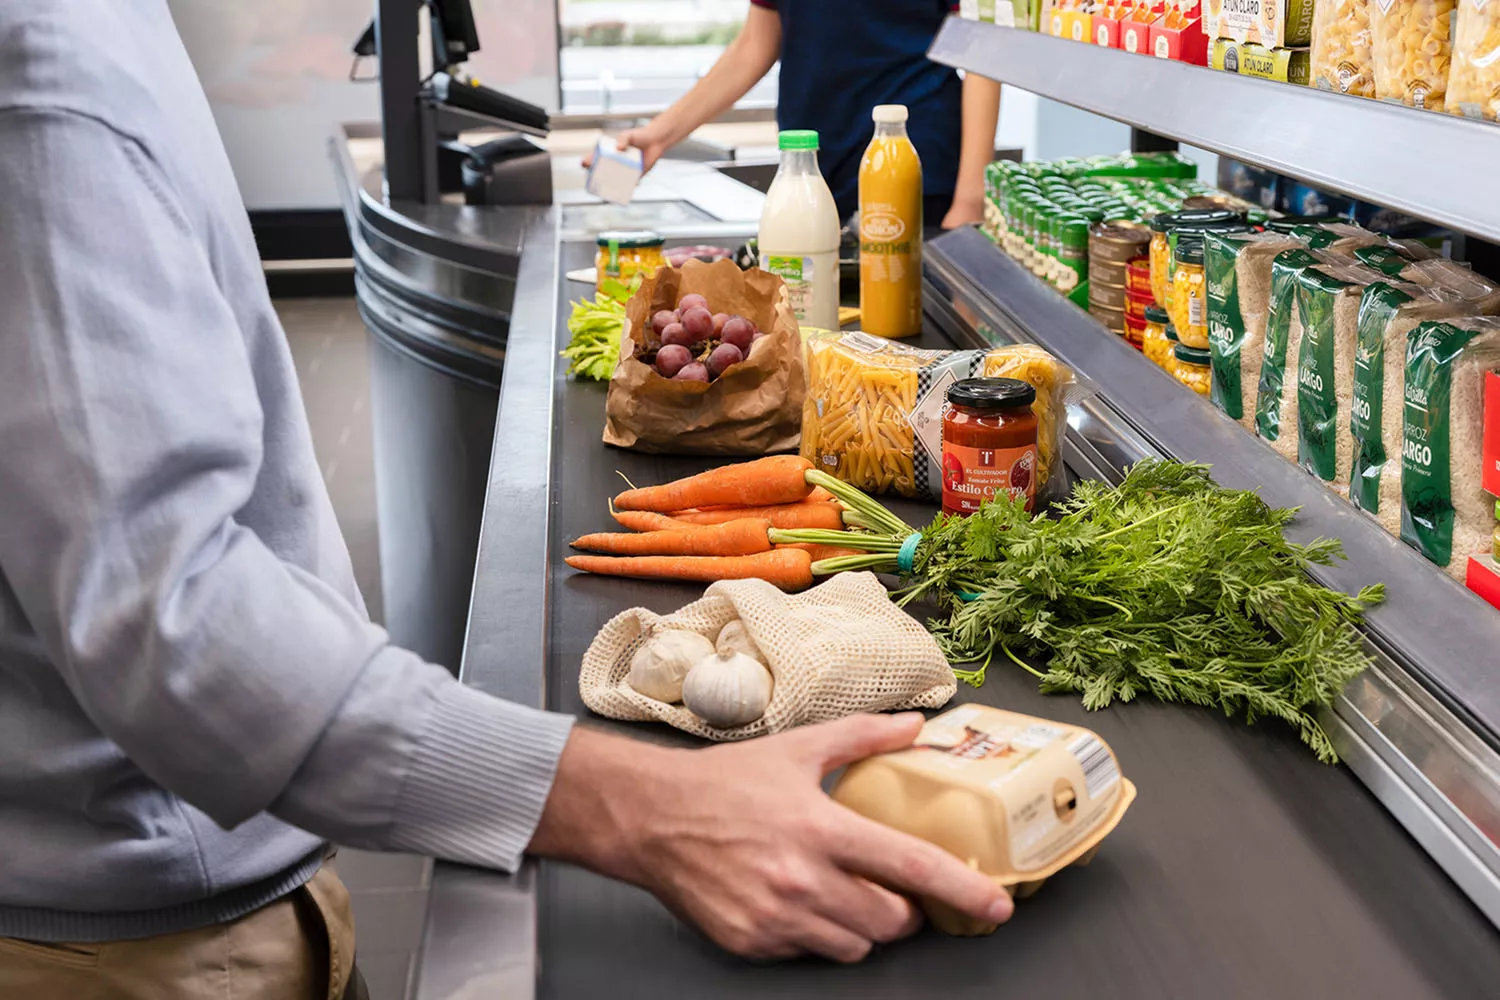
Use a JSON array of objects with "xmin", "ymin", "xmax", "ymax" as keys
[{"xmin": 858, "ymin": 104, "xmax": 923, "ymax": 338}]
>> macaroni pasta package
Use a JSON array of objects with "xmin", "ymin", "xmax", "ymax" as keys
[
  {"xmin": 1311, "ymin": 0, "xmax": 1377, "ymax": 96},
  {"xmin": 800, "ymin": 331, "xmax": 1076, "ymax": 502},
  {"xmin": 1448, "ymin": 0, "xmax": 1500, "ymax": 121},
  {"xmin": 1371, "ymin": 0, "xmax": 1457, "ymax": 111}
]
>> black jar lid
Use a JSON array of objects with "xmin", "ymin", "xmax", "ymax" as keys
[{"xmin": 947, "ymin": 377, "xmax": 1036, "ymax": 410}]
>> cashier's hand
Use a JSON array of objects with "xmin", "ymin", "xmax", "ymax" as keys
[
  {"xmin": 581, "ymin": 122, "xmax": 671, "ymax": 173},
  {"xmin": 941, "ymin": 192, "xmax": 985, "ymax": 230},
  {"xmin": 529, "ymin": 713, "xmax": 1014, "ymax": 962}
]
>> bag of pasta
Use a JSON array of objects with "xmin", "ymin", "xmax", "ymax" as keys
[
  {"xmin": 1371, "ymin": 0, "xmax": 1457, "ymax": 110},
  {"xmin": 1448, "ymin": 0, "xmax": 1500, "ymax": 121},
  {"xmin": 800, "ymin": 331, "xmax": 1075, "ymax": 502},
  {"xmin": 1311, "ymin": 0, "xmax": 1376, "ymax": 96}
]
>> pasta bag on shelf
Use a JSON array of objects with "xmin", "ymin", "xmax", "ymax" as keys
[
  {"xmin": 800, "ymin": 331, "xmax": 1074, "ymax": 502},
  {"xmin": 1311, "ymin": 0, "xmax": 1377, "ymax": 96},
  {"xmin": 1370, "ymin": 0, "xmax": 1457, "ymax": 111},
  {"xmin": 1448, "ymin": 0, "xmax": 1500, "ymax": 121}
]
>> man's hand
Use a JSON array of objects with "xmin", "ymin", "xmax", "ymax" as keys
[
  {"xmin": 941, "ymin": 193, "xmax": 985, "ymax": 230},
  {"xmin": 529, "ymin": 713, "xmax": 1014, "ymax": 962}
]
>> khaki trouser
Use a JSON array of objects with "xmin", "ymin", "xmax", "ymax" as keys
[{"xmin": 0, "ymin": 866, "xmax": 366, "ymax": 1000}]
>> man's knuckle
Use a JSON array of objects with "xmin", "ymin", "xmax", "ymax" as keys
[{"xmin": 895, "ymin": 848, "xmax": 936, "ymax": 885}]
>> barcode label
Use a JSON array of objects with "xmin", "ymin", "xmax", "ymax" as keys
[{"xmin": 1067, "ymin": 734, "xmax": 1120, "ymax": 800}]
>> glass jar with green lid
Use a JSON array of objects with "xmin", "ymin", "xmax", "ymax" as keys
[
  {"xmin": 1168, "ymin": 342, "xmax": 1212, "ymax": 395},
  {"xmin": 1169, "ymin": 236, "xmax": 1208, "ymax": 349},
  {"xmin": 595, "ymin": 229, "xmax": 666, "ymax": 295},
  {"xmin": 1142, "ymin": 305, "xmax": 1173, "ymax": 368}
]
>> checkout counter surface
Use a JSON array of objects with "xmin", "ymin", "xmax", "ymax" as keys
[{"xmin": 441, "ymin": 232, "xmax": 1500, "ymax": 1000}]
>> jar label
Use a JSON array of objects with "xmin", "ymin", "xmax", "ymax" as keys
[
  {"xmin": 941, "ymin": 441, "xmax": 1038, "ymax": 514},
  {"xmin": 767, "ymin": 255, "xmax": 814, "ymax": 323}
]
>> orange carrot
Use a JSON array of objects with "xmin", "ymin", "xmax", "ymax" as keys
[
  {"xmin": 777, "ymin": 543, "xmax": 866, "ymax": 562},
  {"xmin": 564, "ymin": 548, "xmax": 814, "ymax": 591},
  {"xmin": 611, "ymin": 510, "xmax": 693, "ymax": 532},
  {"xmin": 805, "ymin": 486, "xmax": 837, "ymax": 504},
  {"xmin": 613, "ymin": 456, "xmax": 814, "ymax": 512},
  {"xmin": 670, "ymin": 501, "xmax": 844, "ymax": 530},
  {"xmin": 571, "ymin": 519, "xmax": 772, "ymax": 557}
]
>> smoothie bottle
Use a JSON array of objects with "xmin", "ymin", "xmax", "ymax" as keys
[
  {"xmin": 759, "ymin": 129, "xmax": 841, "ymax": 332},
  {"xmin": 858, "ymin": 104, "xmax": 923, "ymax": 338}
]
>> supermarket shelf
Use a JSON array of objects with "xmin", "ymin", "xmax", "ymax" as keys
[{"xmin": 929, "ymin": 19, "xmax": 1500, "ymax": 242}]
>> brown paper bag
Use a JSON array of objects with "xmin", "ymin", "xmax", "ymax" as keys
[{"xmin": 603, "ymin": 259, "xmax": 804, "ymax": 455}]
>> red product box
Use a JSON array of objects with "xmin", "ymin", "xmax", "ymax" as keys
[
  {"xmin": 1466, "ymin": 553, "xmax": 1500, "ymax": 611},
  {"xmin": 1121, "ymin": 15, "xmax": 1154, "ymax": 54},
  {"xmin": 1094, "ymin": 9, "xmax": 1130, "ymax": 47},
  {"xmin": 1483, "ymin": 371, "xmax": 1500, "ymax": 497},
  {"xmin": 1149, "ymin": 13, "xmax": 1208, "ymax": 65}
]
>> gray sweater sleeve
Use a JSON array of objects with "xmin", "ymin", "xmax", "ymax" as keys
[{"xmin": 0, "ymin": 108, "xmax": 573, "ymax": 872}]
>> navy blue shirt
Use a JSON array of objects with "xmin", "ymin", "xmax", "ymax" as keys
[{"xmin": 755, "ymin": 0, "xmax": 962, "ymax": 221}]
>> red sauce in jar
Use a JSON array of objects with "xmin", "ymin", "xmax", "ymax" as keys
[{"xmin": 941, "ymin": 377, "xmax": 1040, "ymax": 516}]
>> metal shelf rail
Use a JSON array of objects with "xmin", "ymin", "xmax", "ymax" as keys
[{"xmin": 927, "ymin": 19, "xmax": 1500, "ymax": 242}]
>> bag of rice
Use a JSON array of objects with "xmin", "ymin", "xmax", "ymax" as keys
[
  {"xmin": 1400, "ymin": 318, "xmax": 1500, "ymax": 578},
  {"xmin": 1295, "ymin": 260, "xmax": 1387, "ymax": 494},
  {"xmin": 1350, "ymin": 267, "xmax": 1500, "ymax": 534},
  {"xmin": 1206, "ymin": 231, "xmax": 1303, "ymax": 427},
  {"xmin": 1256, "ymin": 248, "xmax": 1326, "ymax": 458}
]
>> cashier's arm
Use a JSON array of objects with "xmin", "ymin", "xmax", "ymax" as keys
[
  {"xmin": 943, "ymin": 73, "xmax": 1002, "ymax": 230},
  {"xmin": 528, "ymin": 713, "xmax": 1015, "ymax": 962},
  {"xmin": 604, "ymin": 6, "xmax": 782, "ymax": 171}
]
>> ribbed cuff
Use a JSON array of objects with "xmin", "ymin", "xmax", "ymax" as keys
[{"xmin": 389, "ymin": 684, "xmax": 575, "ymax": 872}]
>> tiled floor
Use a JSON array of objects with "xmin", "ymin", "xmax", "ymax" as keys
[{"xmin": 277, "ymin": 297, "xmax": 429, "ymax": 1000}]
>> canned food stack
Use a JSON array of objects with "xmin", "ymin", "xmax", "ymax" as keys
[
  {"xmin": 982, "ymin": 155, "xmax": 1265, "ymax": 345},
  {"xmin": 1206, "ymin": 0, "xmax": 1316, "ymax": 85}
]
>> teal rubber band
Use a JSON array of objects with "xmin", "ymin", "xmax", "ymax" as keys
[
  {"xmin": 956, "ymin": 590, "xmax": 982, "ymax": 603},
  {"xmin": 897, "ymin": 533, "xmax": 923, "ymax": 575}
]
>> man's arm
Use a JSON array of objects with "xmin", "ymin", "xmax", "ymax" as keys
[
  {"xmin": 943, "ymin": 73, "xmax": 1002, "ymax": 229},
  {"xmin": 0, "ymin": 107, "xmax": 573, "ymax": 872},
  {"xmin": 603, "ymin": 4, "xmax": 781, "ymax": 170}
]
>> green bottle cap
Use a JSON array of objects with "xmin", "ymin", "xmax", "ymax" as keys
[{"xmin": 778, "ymin": 130, "xmax": 820, "ymax": 150}]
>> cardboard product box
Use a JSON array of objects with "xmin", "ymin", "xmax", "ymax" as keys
[
  {"xmin": 1150, "ymin": 13, "xmax": 1207, "ymax": 64},
  {"xmin": 1094, "ymin": 7, "xmax": 1130, "ymax": 47},
  {"xmin": 1205, "ymin": 0, "xmax": 1315, "ymax": 49},
  {"xmin": 1121, "ymin": 11, "xmax": 1156, "ymax": 53},
  {"xmin": 961, "ymin": 0, "xmax": 1022, "ymax": 24},
  {"xmin": 1484, "ymin": 371, "xmax": 1500, "ymax": 498},
  {"xmin": 1467, "ymin": 552, "xmax": 1500, "ymax": 611},
  {"xmin": 1051, "ymin": 8, "xmax": 1093, "ymax": 40},
  {"xmin": 1211, "ymin": 40, "xmax": 1310, "ymax": 83}
]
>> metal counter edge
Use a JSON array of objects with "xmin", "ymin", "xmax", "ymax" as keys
[{"xmin": 410, "ymin": 207, "xmax": 559, "ymax": 1000}]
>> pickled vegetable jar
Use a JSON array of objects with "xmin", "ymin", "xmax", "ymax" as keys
[
  {"xmin": 596, "ymin": 230, "xmax": 667, "ymax": 294},
  {"xmin": 1142, "ymin": 305, "xmax": 1174, "ymax": 368},
  {"xmin": 1169, "ymin": 343, "xmax": 1212, "ymax": 395},
  {"xmin": 1170, "ymin": 237, "xmax": 1209, "ymax": 349},
  {"xmin": 941, "ymin": 378, "xmax": 1040, "ymax": 516}
]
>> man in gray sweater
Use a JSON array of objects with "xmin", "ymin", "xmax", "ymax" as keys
[{"xmin": 0, "ymin": 3, "xmax": 1012, "ymax": 996}]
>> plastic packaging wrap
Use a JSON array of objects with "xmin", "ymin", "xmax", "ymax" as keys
[
  {"xmin": 1448, "ymin": 0, "xmax": 1500, "ymax": 121},
  {"xmin": 800, "ymin": 331, "xmax": 1076, "ymax": 502},
  {"xmin": 1371, "ymin": 0, "xmax": 1457, "ymax": 110},
  {"xmin": 1311, "ymin": 0, "xmax": 1377, "ymax": 96}
]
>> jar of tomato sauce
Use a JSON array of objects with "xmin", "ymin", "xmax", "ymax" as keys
[{"xmin": 941, "ymin": 378, "xmax": 1040, "ymax": 516}]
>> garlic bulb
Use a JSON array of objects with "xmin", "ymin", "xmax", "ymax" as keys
[
  {"xmin": 715, "ymin": 620, "xmax": 765, "ymax": 664},
  {"xmin": 628, "ymin": 630, "xmax": 715, "ymax": 703},
  {"xmin": 682, "ymin": 652, "xmax": 775, "ymax": 728}
]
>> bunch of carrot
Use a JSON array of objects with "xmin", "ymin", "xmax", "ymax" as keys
[{"xmin": 565, "ymin": 456, "xmax": 865, "ymax": 591}]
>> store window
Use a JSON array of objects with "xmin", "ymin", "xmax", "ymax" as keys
[{"xmin": 557, "ymin": 0, "xmax": 777, "ymax": 114}]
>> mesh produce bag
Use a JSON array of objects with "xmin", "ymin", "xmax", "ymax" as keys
[{"xmin": 578, "ymin": 573, "xmax": 956, "ymax": 741}]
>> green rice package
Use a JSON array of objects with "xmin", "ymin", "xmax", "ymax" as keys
[
  {"xmin": 1206, "ymin": 231, "xmax": 1302, "ymax": 427},
  {"xmin": 1400, "ymin": 318, "xmax": 1500, "ymax": 577}
]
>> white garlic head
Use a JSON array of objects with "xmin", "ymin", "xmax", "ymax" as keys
[
  {"xmin": 628, "ymin": 629, "xmax": 715, "ymax": 703},
  {"xmin": 715, "ymin": 619, "xmax": 765, "ymax": 664},
  {"xmin": 682, "ymin": 652, "xmax": 775, "ymax": 728}
]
